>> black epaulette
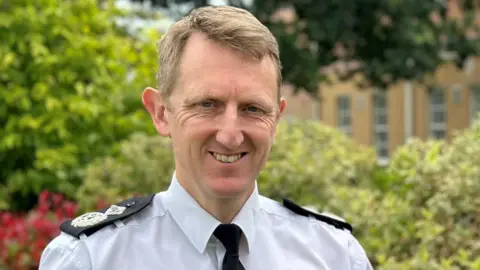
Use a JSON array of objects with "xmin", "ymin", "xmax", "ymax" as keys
[
  {"xmin": 283, "ymin": 198, "xmax": 353, "ymax": 233},
  {"xmin": 60, "ymin": 194, "xmax": 156, "ymax": 239}
]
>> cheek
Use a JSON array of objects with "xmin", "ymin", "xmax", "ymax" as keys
[
  {"xmin": 253, "ymin": 117, "xmax": 277, "ymax": 137},
  {"xmin": 247, "ymin": 125, "xmax": 275, "ymax": 149},
  {"xmin": 174, "ymin": 117, "xmax": 215, "ymax": 147}
]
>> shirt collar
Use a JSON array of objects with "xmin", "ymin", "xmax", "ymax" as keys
[{"xmin": 162, "ymin": 172, "xmax": 259, "ymax": 254}]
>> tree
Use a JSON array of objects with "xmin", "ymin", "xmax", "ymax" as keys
[
  {"xmin": 129, "ymin": 0, "xmax": 480, "ymax": 95},
  {"xmin": 0, "ymin": 0, "xmax": 159, "ymax": 211}
]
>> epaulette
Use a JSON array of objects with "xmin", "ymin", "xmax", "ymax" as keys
[
  {"xmin": 283, "ymin": 198, "xmax": 353, "ymax": 233},
  {"xmin": 60, "ymin": 194, "xmax": 156, "ymax": 239}
]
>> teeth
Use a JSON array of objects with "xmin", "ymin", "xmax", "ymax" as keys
[{"xmin": 212, "ymin": 152, "xmax": 243, "ymax": 163}]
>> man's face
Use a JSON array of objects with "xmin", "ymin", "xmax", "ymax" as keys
[{"xmin": 143, "ymin": 32, "xmax": 286, "ymax": 201}]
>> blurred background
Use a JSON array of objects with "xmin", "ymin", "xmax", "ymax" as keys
[{"xmin": 0, "ymin": 0, "xmax": 479, "ymax": 269}]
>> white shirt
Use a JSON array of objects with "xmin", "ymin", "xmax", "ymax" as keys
[{"xmin": 39, "ymin": 174, "xmax": 373, "ymax": 270}]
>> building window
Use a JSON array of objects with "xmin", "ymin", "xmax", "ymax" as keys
[
  {"xmin": 429, "ymin": 87, "xmax": 447, "ymax": 139},
  {"xmin": 337, "ymin": 95, "xmax": 352, "ymax": 136},
  {"xmin": 452, "ymin": 85, "xmax": 462, "ymax": 104},
  {"xmin": 472, "ymin": 86, "xmax": 480, "ymax": 122},
  {"xmin": 373, "ymin": 90, "xmax": 389, "ymax": 158}
]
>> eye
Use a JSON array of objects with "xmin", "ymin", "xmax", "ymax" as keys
[
  {"xmin": 246, "ymin": 105, "xmax": 262, "ymax": 113},
  {"xmin": 199, "ymin": 100, "xmax": 215, "ymax": 109}
]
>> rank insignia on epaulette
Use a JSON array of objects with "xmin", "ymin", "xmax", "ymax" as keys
[
  {"xmin": 71, "ymin": 212, "xmax": 108, "ymax": 228},
  {"xmin": 70, "ymin": 204, "xmax": 127, "ymax": 228},
  {"xmin": 60, "ymin": 194, "xmax": 155, "ymax": 238},
  {"xmin": 104, "ymin": 205, "xmax": 127, "ymax": 216}
]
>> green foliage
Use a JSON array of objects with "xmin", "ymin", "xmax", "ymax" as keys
[
  {"xmin": 257, "ymin": 120, "xmax": 377, "ymax": 205},
  {"xmin": 77, "ymin": 133, "xmax": 175, "ymax": 212},
  {"xmin": 328, "ymin": 115, "xmax": 480, "ymax": 269},
  {"xmin": 0, "ymin": 0, "xmax": 159, "ymax": 211},
  {"xmin": 376, "ymin": 116, "xmax": 480, "ymax": 268}
]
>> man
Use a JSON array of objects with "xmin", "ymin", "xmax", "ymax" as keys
[{"xmin": 39, "ymin": 5, "xmax": 373, "ymax": 270}]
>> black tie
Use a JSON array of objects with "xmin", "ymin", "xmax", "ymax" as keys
[{"xmin": 213, "ymin": 224, "xmax": 246, "ymax": 270}]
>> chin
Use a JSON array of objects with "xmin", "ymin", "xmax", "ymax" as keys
[{"xmin": 206, "ymin": 175, "xmax": 253, "ymax": 197}]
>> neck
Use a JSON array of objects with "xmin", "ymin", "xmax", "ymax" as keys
[
  {"xmin": 176, "ymin": 173, "xmax": 254, "ymax": 223},
  {"xmin": 206, "ymin": 192, "xmax": 253, "ymax": 223}
]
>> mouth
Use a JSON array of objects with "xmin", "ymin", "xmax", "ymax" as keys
[{"xmin": 209, "ymin": 151, "xmax": 248, "ymax": 164}]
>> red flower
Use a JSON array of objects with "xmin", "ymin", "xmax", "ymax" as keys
[
  {"xmin": 0, "ymin": 189, "xmax": 88, "ymax": 269},
  {"xmin": 0, "ymin": 212, "xmax": 13, "ymax": 226},
  {"xmin": 62, "ymin": 201, "xmax": 78, "ymax": 218},
  {"xmin": 39, "ymin": 191, "xmax": 50, "ymax": 205},
  {"xmin": 52, "ymin": 193, "xmax": 64, "ymax": 206}
]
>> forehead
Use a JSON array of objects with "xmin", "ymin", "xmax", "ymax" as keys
[{"xmin": 173, "ymin": 32, "xmax": 278, "ymax": 103}]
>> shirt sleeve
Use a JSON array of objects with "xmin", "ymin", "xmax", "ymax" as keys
[
  {"xmin": 348, "ymin": 235, "xmax": 374, "ymax": 270},
  {"xmin": 39, "ymin": 232, "xmax": 92, "ymax": 270}
]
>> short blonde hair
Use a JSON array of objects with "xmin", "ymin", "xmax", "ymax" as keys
[{"xmin": 156, "ymin": 5, "xmax": 282, "ymax": 102}]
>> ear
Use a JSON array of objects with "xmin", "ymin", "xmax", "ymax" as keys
[
  {"xmin": 142, "ymin": 87, "xmax": 170, "ymax": 137},
  {"xmin": 275, "ymin": 97, "xmax": 287, "ymax": 123},
  {"xmin": 272, "ymin": 97, "xmax": 287, "ymax": 138},
  {"xmin": 278, "ymin": 97, "xmax": 286, "ymax": 117}
]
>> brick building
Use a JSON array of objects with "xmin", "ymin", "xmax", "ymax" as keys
[
  {"xmin": 282, "ymin": 57, "xmax": 480, "ymax": 161},
  {"xmin": 278, "ymin": 0, "xmax": 479, "ymax": 161}
]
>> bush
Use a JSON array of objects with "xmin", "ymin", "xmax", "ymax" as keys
[
  {"xmin": 77, "ymin": 133, "xmax": 175, "ymax": 212},
  {"xmin": 0, "ymin": 191, "xmax": 78, "ymax": 269},
  {"xmin": 372, "ymin": 115, "xmax": 480, "ymax": 269},
  {"xmin": 257, "ymin": 119, "xmax": 377, "ymax": 205},
  {"xmin": 326, "ymin": 115, "xmax": 480, "ymax": 269},
  {"xmin": 0, "ymin": 0, "xmax": 158, "ymax": 212}
]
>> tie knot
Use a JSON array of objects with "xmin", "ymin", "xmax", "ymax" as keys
[{"xmin": 213, "ymin": 224, "xmax": 243, "ymax": 253}]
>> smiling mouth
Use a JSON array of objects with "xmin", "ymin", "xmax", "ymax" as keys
[{"xmin": 209, "ymin": 152, "xmax": 247, "ymax": 163}]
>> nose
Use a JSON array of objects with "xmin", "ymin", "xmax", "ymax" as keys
[{"xmin": 215, "ymin": 106, "xmax": 244, "ymax": 150}]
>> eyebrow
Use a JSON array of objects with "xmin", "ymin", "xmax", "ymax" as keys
[
  {"xmin": 185, "ymin": 92, "xmax": 274, "ymax": 108},
  {"xmin": 182, "ymin": 83, "xmax": 277, "ymax": 107},
  {"xmin": 182, "ymin": 92, "xmax": 216, "ymax": 105}
]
